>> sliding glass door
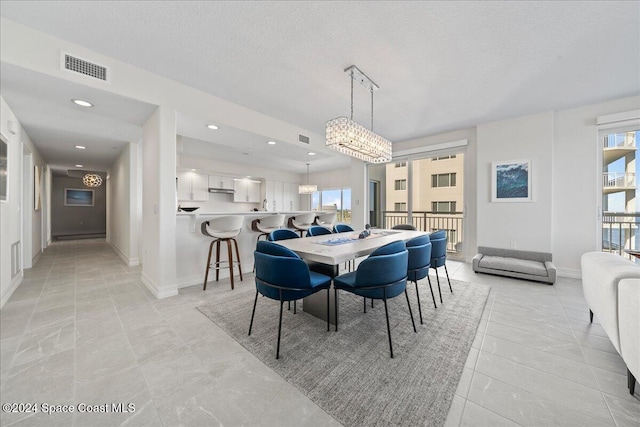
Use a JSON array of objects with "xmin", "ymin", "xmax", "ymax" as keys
[{"xmin": 369, "ymin": 151, "xmax": 465, "ymax": 257}]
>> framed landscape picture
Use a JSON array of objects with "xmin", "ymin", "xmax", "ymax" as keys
[
  {"xmin": 491, "ymin": 159, "xmax": 532, "ymax": 202},
  {"xmin": 64, "ymin": 188, "xmax": 94, "ymax": 206}
]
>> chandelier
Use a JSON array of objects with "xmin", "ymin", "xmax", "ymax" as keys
[
  {"xmin": 82, "ymin": 173, "xmax": 103, "ymax": 187},
  {"xmin": 326, "ymin": 65, "xmax": 392, "ymax": 163},
  {"xmin": 298, "ymin": 163, "xmax": 317, "ymax": 194}
]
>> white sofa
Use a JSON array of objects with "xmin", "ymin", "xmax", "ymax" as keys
[
  {"xmin": 581, "ymin": 252, "xmax": 640, "ymax": 395},
  {"xmin": 619, "ymin": 278, "xmax": 639, "ymax": 396}
]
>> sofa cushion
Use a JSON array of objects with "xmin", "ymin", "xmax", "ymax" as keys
[{"xmin": 478, "ymin": 255, "xmax": 548, "ymax": 277}]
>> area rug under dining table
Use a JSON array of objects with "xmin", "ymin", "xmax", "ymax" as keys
[{"xmin": 197, "ymin": 278, "xmax": 490, "ymax": 427}]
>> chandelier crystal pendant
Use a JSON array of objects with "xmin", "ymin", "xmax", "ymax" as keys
[
  {"xmin": 82, "ymin": 173, "xmax": 103, "ymax": 187},
  {"xmin": 326, "ymin": 65, "xmax": 392, "ymax": 163},
  {"xmin": 298, "ymin": 163, "xmax": 317, "ymax": 194}
]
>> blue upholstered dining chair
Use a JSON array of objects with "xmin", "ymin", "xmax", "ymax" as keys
[
  {"xmin": 306, "ymin": 225, "xmax": 333, "ymax": 237},
  {"xmin": 429, "ymin": 230, "xmax": 452, "ymax": 304},
  {"xmin": 406, "ymin": 234, "xmax": 437, "ymax": 324},
  {"xmin": 268, "ymin": 228, "xmax": 300, "ymax": 241},
  {"xmin": 267, "ymin": 227, "xmax": 302, "ymax": 313},
  {"xmin": 333, "ymin": 240, "xmax": 416, "ymax": 358},
  {"xmin": 250, "ymin": 241, "xmax": 332, "ymax": 359},
  {"xmin": 333, "ymin": 223, "xmax": 354, "ymax": 233}
]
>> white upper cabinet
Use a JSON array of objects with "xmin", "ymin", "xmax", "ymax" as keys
[
  {"xmin": 233, "ymin": 179, "xmax": 262, "ymax": 203},
  {"xmin": 208, "ymin": 175, "xmax": 234, "ymax": 190},
  {"xmin": 177, "ymin": 171, "xmax": 209, "ymax": 202}
]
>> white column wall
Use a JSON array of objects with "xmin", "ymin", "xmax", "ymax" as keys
[{"xmin": 141, "ymin": 107, "xmax": 177, "ymax": 298}]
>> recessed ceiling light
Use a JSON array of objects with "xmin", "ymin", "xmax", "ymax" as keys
[
  {"xmin": 267, "ymin": 141, "xmax": 276, "ymax": 145},
  {"xmin": 75, "ymin": 164, "xmax": 83, "ymax": 168},
  {"xmin": 72, "ymin": 99, "xmax": 93, "ymax": 107},
  {"xmin": 191, "ymin": 169, "xmax": 197, "ymax": 172},
  {"xmin": 308, "ymin": 152, "xmax": 316, "ymax": 156},
  {"xmin": 206, "ymin": 124, "xmax": 219, "ymax": 130},
  {"xmin": 75, "ymin": 145, "xmax": 86, "ymax": 150}
]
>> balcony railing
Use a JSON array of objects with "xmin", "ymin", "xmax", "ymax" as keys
[
  {"xmin": 604, "ymin": 132, "xmax": 636, "ymax": 148},
  {"xmin": 603, "ymin": 172, "xmax": 636, "ymax": 189},
  {"xmin": 382, "ymin": 211, "xmax": 463, "ymax": 253},
  {"xmin": 602, "ymin": 212, "xmax": 640, "ymax": 260}
]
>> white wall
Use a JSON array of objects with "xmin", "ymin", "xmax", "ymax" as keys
[
  {"xmin": 107, "ymin": 143, "xmax": 139, "ymax": 266},
  {"xmin": 476, "ymin": 111, "xmax": 554, "ymax": 252},
  {"xmin": 552, "ymin": 96, "xmax": 640, "ymax": 276},
  {"xmin": 51, "ymin": 176, "xmax": 107, "ymax": 237},
  {"xmin": 0, "ymin": 96, "xmax": 47, "ymax": 307}
]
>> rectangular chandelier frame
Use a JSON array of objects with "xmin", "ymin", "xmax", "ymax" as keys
[{"xmin": 325, "ymin": 65, "xmax": 392, "ymax": 164}]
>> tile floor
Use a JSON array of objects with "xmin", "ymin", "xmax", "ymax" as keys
[{"xmin": 0, "ymin": 240, "xmax": 638, "ymax": 426}]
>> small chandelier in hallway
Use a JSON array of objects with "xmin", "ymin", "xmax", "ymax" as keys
[{"xmin": 82, "ymin": 173, "xmax": 103, "ymax": 187}]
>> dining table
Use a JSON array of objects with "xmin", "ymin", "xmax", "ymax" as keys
[{"xmin": 275, "ymin": 228, "xmax": 429, "ymax": 324}]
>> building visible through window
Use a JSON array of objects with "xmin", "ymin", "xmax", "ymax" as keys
[
  {"xmin": 394, "ymin": 179, "xmax": 407, "ymax": 190},
  {"xmin": 431, "ymin": 201, "xmax": 456, "ymax": 213},
  {"xmin": 394, "ymin": 202, "xmax": 407, "ymax": 211},
  {"xmin": 431, "ymin": 173, "xmax": 456, "ymax": 187}
]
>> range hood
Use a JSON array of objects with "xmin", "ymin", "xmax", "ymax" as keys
[{"xmin": 208, "ymin": 187, "xmax": 235, "ymax": 194}]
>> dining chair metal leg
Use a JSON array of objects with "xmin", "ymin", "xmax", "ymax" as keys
[
  {"xmin": 444, "ymin": 264, "xmax": 452, "ymax": 293},
  {"xmin": 277, "ymin": 297, "xmax": 284, "ymax": 360},
  {"xmin": 363, "ymin": 297, "xmax": 367, "ymax": 313},
  {"xmin": 248, "ymin": 290, "xmax": 258, "ymax": 335},
  {"xmin": 334, "ymin": 288, "xmax": 339, "ymax": 332},
  {"xmin": 427, "ymin": 275, "xmax": 437, "ymax": 308},
  {"xmin": 382, "ymin": 290, "xmax": 393, "ymax": 358},
  {"xmin": 294, "ymin": 300, "xmax": 297, "ymax": 314},
  {"xmin": 435, "ymin": 269, "xmax": 443, "ymax": 303},
  {"xmin": 405, "ymin": 289, "xmax": 417, "ymax": 332},
  {"xmin": 413, "ymin": 281, "xmax": 423, "ymax": 324},
  {"xmin": 326, "ymin": 289, "xmax": 330, "ymax": 331}
]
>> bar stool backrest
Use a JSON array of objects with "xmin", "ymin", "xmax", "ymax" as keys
[{"xmin": 202, "ymin": 216, "xmax": 245, "ymax": 239}]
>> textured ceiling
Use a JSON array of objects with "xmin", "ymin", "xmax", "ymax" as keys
[{"xmin": 1, "ymin": 1, "xmax": 639, "ymax": 166}]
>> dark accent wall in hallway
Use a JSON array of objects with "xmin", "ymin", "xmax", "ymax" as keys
[{"xmin": 51, "ymin": 176, "xmax": 106, "ymax": 238}]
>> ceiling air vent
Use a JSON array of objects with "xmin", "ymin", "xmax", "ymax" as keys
[
  {"xmin": 298, "ymin": 134, "xmax": 310, "ymax": 144},
  {"xmin": 62, "ymin": 53, "xmax": 109, "ymax": 82}
]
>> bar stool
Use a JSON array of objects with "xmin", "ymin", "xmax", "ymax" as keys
[
  {"xmin": 201, "ymin": 216, "xmax": 244, "ymax": 290},
  {"xmin": 251, "ymin": 214, "xmax": 286, "ymax": 242},
  {"xmin": 315, "ymin": 212, "xmax": 337, "ymax": 229},
  {"xmin": 288, "ymin": 212, "xmax": 316, "ymax": 237}
]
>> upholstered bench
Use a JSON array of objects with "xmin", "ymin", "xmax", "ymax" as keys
[{"xmin": 473, "ymin": 246, "xmax": 556, "ymax": 284}]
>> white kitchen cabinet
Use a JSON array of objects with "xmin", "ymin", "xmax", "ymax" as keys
[
  {"xmin": 283, "ymin": 182, "xmax": 300, "ymax": 211},
  {"xmin": 234, "ymin": 179, "xmax": 262, "ymax": 203},
  {"xmin": 266, "ymin": 180, "xmax": 284, "ymax": 211},
  {"xmin": 177, "ymin": 171, "xmax": 209, "ymax": 202},
  {"xmin": 208, "ymin": 175, "xmax": 234, "ymax": 190}
]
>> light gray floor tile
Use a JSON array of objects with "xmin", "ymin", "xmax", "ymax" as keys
[
  {"xmin": 467, "ymin": 372, "xmax": 614, "ymax": 426},
  {"xmin": 444, "ymin": 394, "xmax": 465, "ymax": 427},
  {"xmin": 481, "ymin": 334, "xmax": 599, "ymax": 389},
  {"xmin": 460, "ymin": 400, "xmax": 520, "ymax": 426},
  {"xmin": 602, "ymin": 392, "xmax": 640, "ymax": 427},
  {"xmin": 475, "ymin": 352, "xmax": 613, "ymax": 423}
]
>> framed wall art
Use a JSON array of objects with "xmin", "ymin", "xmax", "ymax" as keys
[
  {"xmin": 64, "ymin": 188, "xmax": 94, "ymax": 206},
  {"xmin": 491, "ymin": 159, "xmax": 532, "ymax": 202}
]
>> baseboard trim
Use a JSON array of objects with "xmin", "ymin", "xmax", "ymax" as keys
[
  {"xmin": 32, "ymin": 250, "xmax": 42, "ymax": 266},
  {"xmin": 141, "ymin": 271, "xmax": 178, "ymax": 299},
  {"xmin": 557, "ymin": 268, "xmax": 581, "ymax": 279},
  {"xmin": 109, "ymin": 242, "xmax": 140, "ymax": 267},
  {"xmin": 1, "ymin": 274, "xmax": 24, "ymax": 308}
]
